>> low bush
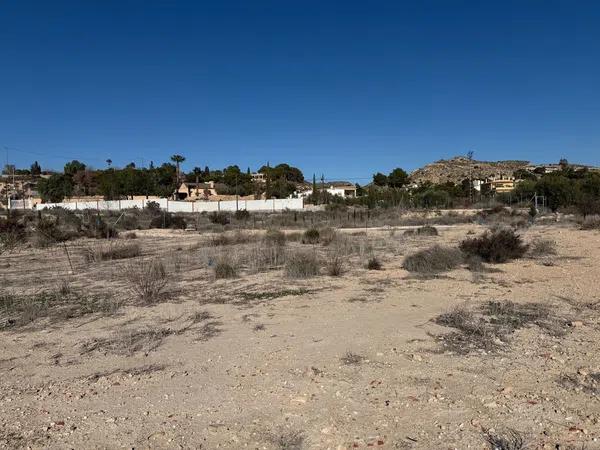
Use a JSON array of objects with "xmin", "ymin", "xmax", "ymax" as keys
[
  {"xmin": 403, "ymin": 245, "xmax": 463, "ymax": 273},
  {"xmin": 119, "ymin": 214, "xmax": 142, "ymax": 230},
  {"xmin": 367, "ymin": 257, "xmax": 382, "ymax": 270},
  {"xmin": 326, "ymin": 254, "xmax": 344, "ymax": 276},
  {"xmin": 417, "ymin": 225, "xmax": 438, "ymax": 236},
  {"xmin": 150, "ymin": 212, "xmax": 186, "ymax": 230},
  {"xmin": 214, "ymin": 257, "xmax": 237, "ymax": 279},
  {"xmin": 209, "ymin": 212, "xmax": 230, "ymax": 226},
  {"xmin": 125, "ymin": 259, "xmax": 169, "ymax": 303},
  {"xmin": 285, "ymin": 250, "xmax": 320, "ymax": 278},
  {"xmin": 0, "ymin": 216, "xmax": 26, "ymax": 254},
  {"xmin": 301, "ymin": 228, "xmax": 320, "ymax": 244},
  {"xmin": 1, "ymin": 289, "xmax": 120, "ymax": 329},
  {"xmin": 528, "ymin": 238, "xmax": 557, "ymax": 257},
  {"xmin": 286, "ymin": 232, "xmax": 303, "ymax": 242},
  {"xmin": 209, "ymin": 230, "xmax": 255, "ymax": 246},
  {"xmin": 264, "ymin": 229, "xmax": 286, "ymax": 247},
  {"xmin": 319, "ymin": 227, "xmax": 337, "ymax": 245},
  {"xmin": 234, "ymin": 209, "xmax": 250, "ymax": 221},
  {"xmin": 246, "ymin": 243, "xmax": 286, "ymax": 273},
  {"xmin": 460, "ymin": 228, "xmax": 528, "ymax": 263},
  {"xmin": 581, "ymin": 214, "xmax": 600, "ymax": 230},
  {"xmin": 84, "ymin": 214, "xmax": 118, "ymax": 239},
  {"xmin": 85, "ymin": 242, "xmax": 141, "ymax": 262},
  {"xmin": 404, "ymin": 225, "xmax": 439, "ymax": 237}
]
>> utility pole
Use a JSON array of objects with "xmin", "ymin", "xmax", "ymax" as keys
[
  {"xmin": 235, "ymin": 174, "xmax": 239, "ymax": 211},
  {"xmin": 467, "ymin": 150, "xmax": 474, "ymax": 206},
  {"xmin": 4, "ymin": 147, "xmax": 9, "ymax": 211}
]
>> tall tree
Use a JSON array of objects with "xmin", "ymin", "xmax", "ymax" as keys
[
  {"xmin": 387, "ymin": 168, "xmax": 409, "ymax": 188},
  {"xmin": 312, "ymin": 174, "xmax": 318, "ymax": 205},
  {"xmin": 30, "ymin": 161, "xmax": 42, "ymax": 176},
  {"xmin": 170, "ymin": 154, "xmax": 186, "ymax": 182},
  {"xmin": 64, "ymin": 160, "xmax": 86, "ymax": 176},
  {"xmin": 373, "ymin": 172, "xmax": 388, "ymax": 186},
  {"xmin": 106, "ymin": 159, "xmax": 112, "ymax": 168}
]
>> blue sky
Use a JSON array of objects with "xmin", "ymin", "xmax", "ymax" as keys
[{"xmin": 1, "ymin": 0, "xmax": 599, "ymax": 182}]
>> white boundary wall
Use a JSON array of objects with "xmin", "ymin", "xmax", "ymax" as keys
[{"xmin": 32, "ymin": 198, "xmax": 303, "ymax": 213}]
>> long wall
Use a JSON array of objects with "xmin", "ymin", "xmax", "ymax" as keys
[{"xmin": 29, "ymin": 197, "xmax": 304, "ymax": 212}]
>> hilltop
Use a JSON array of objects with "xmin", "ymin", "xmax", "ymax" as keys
[{"xmin": 409, "ymin": 156, "xmax": 529, "ymax": 185}]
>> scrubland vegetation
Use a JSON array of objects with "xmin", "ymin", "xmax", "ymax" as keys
[{"xmin": 1, "ymin": 204, "xmax": 600, "ymax": 449}]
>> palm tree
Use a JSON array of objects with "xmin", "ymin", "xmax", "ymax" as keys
[{"xmin": 170, "ymin": 154, "xmax": 185, "ymax": 181}]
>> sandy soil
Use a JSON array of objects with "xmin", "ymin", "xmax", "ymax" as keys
[{"xmin": 1, "ymin": 223, "xmax": 600, "ymax": 449}]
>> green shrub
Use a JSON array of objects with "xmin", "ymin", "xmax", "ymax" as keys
[{"xmin": 460, "ymin": 228, "xmax": 528, "ymax": 263}]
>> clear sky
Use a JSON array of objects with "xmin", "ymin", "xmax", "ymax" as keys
[{"xmin": 2, "ymin": 0, "xmax": 599, "ymax": 182}]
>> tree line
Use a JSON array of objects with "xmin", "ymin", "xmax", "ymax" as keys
[{"xmin": 31, "ymin": 156, "xmax": 305, "ymax": 203}]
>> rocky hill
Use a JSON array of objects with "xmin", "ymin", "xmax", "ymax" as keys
[{"xmin": 409, "ymin": 157, "xmax": 529, "ymax": 185}]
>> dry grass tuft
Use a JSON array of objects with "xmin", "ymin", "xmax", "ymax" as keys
[
  {"xmin": 214, "ymin": 257, "xmax": 237, "ymax": 279},
  {"xmin": 485, "ymin": 429, "xmax": 526, "ymax": 450},
  {"xmin": 125, "ymin": 259, "xmax": 169, "ymax": 303},
  {"xmin": 266, "ymin": 429, "xmax": 305, "ymax": 450},
  {"xmin": 326, "ymin": 253, "xmax": 344, "ymax": 276},
  {"xmin": 434, "ymin": 300, "xmax": 565, "ymax": 354},
  {"xmin": 319, "ymin": 227, "xmax": 337, "ymax": 245},
  {"xmin": 403, "ymin": 245, "xmax": 463, "ymax": 273},
  {"xmin": 581, "ymin": 214, "xmax": 600, "ymax": 230},
  {"xmin": 85, "ymin": 242, "xmax": 141, "ymax": 263},
  {"xmin": 341, "ymin": 351, "xmax": 365, "ymax": 365},
  {"xmin": 367, "ymin": 257, "xmax": 382, "ymax": 270},
  {"xmin": 0, "ymin": 290, "xmax": 120, "ymax": 330},
  {"xmin": 285, "ymin": 250, "xmax": 320, "ymax": 278},
  {"xmin": 558, "ymin": 372, "xmax": 600, "ymax": 395},
  {"xmin": 404, "ymin": 225, "xmax": 439, "ymax": 237},
  {"xmin": 264, "ymin": 229, "xmax": 286, "ymax": 247},
  {"xmin": 81, "ymin": 327, "xmax": 173, "ymax": 356},
  {"xmin": 528, "ymin": 238, "xmax": 557, "ymax": 257},
  {"xmin": 301, "ymin": 228, "xmax": 320, "ymax": 244}
]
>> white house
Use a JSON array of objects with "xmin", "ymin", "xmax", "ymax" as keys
[{"xmin": 293, "ymin": 182, "xmax": 357, "ymax": 199}]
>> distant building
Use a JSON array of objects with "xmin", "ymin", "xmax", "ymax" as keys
[
  {"xmin": 293, "ymin": 182, "xmax": 357, "ymax": 199},
  {"xmin": 251, "ymin": 172, "xmax": 266, "ymax": 184},
  {"xmin": 175, "ymin": 181, "xmax": 217, "ymax": 200},
  {"xmin": 480, "ymin": 175, "xmax": 516, "ymax": 194}
]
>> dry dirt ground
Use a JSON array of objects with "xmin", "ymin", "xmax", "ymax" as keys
[{"xmin": 1, "ymin": 223, "xmax": 600, "ymax": 449}]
